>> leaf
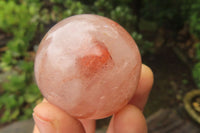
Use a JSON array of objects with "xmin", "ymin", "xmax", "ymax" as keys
[
  {"xmin": 0, "ymin": 109, "xmax": 11, "ymax": 123},
  {"xmin": 10, "ymin": 109, "xmax": 20, "ymax": 120}
]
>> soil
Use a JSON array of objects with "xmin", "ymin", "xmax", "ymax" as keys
[{"xmin": 143, "ymin": 47, "xmax": 196, "ymax": 117}]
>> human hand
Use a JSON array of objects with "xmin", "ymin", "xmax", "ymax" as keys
[{"xmin": 33, "ymin": 64, "xmax": 153, "ymax": 133}]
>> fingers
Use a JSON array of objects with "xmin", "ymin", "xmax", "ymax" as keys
[
  {"xmin": 33, "ymin": 101, "xmax": 85, "ymax": 133},
  {"xmin": 107, "ymin": 104, "xmax": 147, "ymax": 133},
  {"xmin": 33, "ymin": 125, "xmax": 40, "ymax": 133},
  {"xmin": 79, "ymin": 119, "xmax": 96, "ymax": 133},
  {"xmin": 129, "ymin": 64, "xmax": 154, "ymax": 110},
  {"xmin": 33, "ymin": 64, "xmax": 153, "ymax": 133},
  {"xmin": 106, "ymin": 64, "xmax": 152, "ymax": 133}
]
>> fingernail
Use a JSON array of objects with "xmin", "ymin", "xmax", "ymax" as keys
[{"xmin": 33, "ymin": 113, "xmax": 56, "ymax": 133}]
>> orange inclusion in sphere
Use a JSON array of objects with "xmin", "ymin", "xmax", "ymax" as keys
[
  {"xmin": 78, "ymin": 42, "xmax": 113, "ymax": 77},
  {"xmin": 34, "ymin": 14, "xmax": 141, "ymax": 119}
]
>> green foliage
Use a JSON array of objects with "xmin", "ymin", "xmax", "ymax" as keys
[
  {"xmin": 0, "ymin": 0, "xmax": 42, "ymax": 123},
  {"xmin": 192, "ymin": 43, "xmax": 200, "ymax": 89},
  {"xmin": 186, "ymin": 1, "xmax": 200, "ymax": 89},
  {"xmin": 189, "ymin": 0, "xmax": 200, "ymax": 38},
  {"xmin": 132, "ymin": 32, "xmax": 154, "ymax": 55},
  {"xmin": 0, "ymin": 0, "xmax": 40, "ymax": 69},
  {"xmin": 47, "ymin": 0, "xmax": 87, "ymax": 21},
  {"xmin": 141, "ymin": 0, "xmax": 200, "ymax": 89},
  {"xmin": 93, "ymin": 0, "xmax": 114, "ymax": 16},
  {"xmin": 195, "ymin": 43, "xmax": 200, "ymax": 61},
  {"xmin": 141, "ymin": 0, "xmax": 191, "ymax": 31},
  {"xmin": 92, "ymin": 0, "xmax": 137, "ymax": 31},
  {"xmin": 110, "ymin": 5, "xmax": 136, "ymax": 31},
  {"xmin": 193, "ymin": 62, "xmax": 200, "ymax": 89}
]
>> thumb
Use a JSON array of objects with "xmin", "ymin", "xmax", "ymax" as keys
[{"xmin": 33, "ymin": 101, "xmax": 85, "ymax": 133}]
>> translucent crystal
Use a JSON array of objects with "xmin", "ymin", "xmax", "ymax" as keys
[{"xmin": 34, "ymin": 14, "xmax": 141, "ymax": 119}]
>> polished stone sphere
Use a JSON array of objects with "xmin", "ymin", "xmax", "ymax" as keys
[{"xmin": 34, "ymin": 14, "xmax": 141, "ymax": 119}]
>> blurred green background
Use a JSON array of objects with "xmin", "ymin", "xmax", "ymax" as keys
[{"xmin": 0, "ymin": 0, "xmax": 200, "ymax": 127}]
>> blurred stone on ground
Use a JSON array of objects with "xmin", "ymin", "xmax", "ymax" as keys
[
  {"xmin": 0, "ymin": 119, "xmax": 34, "ymax": 133},
  {"xmin": 0, "ymin": 109, "xmax": 200, "ymax": 133},
  {"xmin": 147, "ymin": 109, "xmax": 200, "ymax": 133},
  {"xmin": 0, "ymin": 119, "xmax": 106, "ymax": 133}
]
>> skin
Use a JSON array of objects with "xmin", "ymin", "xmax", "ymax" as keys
[{"xmin": 33, "ymin": 64, "xmax": 154, "ymax": 133}]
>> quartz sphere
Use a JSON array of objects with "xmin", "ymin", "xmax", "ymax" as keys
[{"xmin": 34, "ymin": 14, "xmax": 141, "ymax": 119}]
